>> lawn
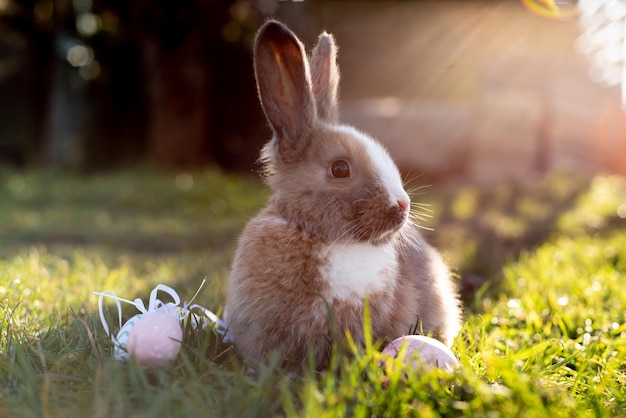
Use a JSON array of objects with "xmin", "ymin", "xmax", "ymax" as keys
[{"xmin": 1, "ymin": 168, "xmax": 625, "ymax": 417}]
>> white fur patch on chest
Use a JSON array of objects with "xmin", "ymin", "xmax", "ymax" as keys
[{"xmin": 319, "ymin": 241, "xmax": 398, "ymax": 304}]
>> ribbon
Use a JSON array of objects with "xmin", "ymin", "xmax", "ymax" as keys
[{"xmin": 94, "ymin": 279, "xmax": 232, "ymax": 344}]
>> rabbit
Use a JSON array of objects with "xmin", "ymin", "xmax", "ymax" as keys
[{"xmin": 225, "ymin": 20, "xmax": 462, "ymax": 371}]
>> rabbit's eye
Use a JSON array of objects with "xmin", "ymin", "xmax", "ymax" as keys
[{"xmin": 330, "ymin": 160, "xmax": 351, "ymax": 178}]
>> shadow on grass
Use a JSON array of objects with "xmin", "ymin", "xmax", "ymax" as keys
[
  {"xmin": 3, "ymin": 223, "xmax": 243, "ymax": 255},
  {"xmin": 421, "ymin": 173, "xmax": 596, "ymax": 309},
  {"xmin": 0, "ymin": 169, "xmax": 269, "ymax": 258}
]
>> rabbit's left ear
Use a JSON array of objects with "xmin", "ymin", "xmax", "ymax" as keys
[
  {"xmin": 254, "ymin": 20, "xmax": 317, "ymax": 160},
  {"xmin": 310, "ymin": 31, "xmax": 340, "ymax": 123}
]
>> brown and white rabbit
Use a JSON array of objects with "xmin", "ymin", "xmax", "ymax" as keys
[{"xmin": 226, "ymin": 20, "xmax": 461, "ymax": 370}]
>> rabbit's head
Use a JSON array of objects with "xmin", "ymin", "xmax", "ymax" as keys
[{"xmin": 254, "ymin": 21, "xmax": 410, "ymax": 244}]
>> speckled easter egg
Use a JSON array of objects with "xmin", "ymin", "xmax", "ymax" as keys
[
  {"xmin": 381, "ymin": 335, "xmax": 458, "ymax": 372},
  {"xmin": 126, "ymin": 311, "xmax": 183, "ymax": 367},
  {"xmin": 113, "ymin": 313, "xmax": 143, "ymax": 361}
]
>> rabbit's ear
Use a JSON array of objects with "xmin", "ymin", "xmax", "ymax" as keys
[
  {"xmin": 254, "ymin": 21, "xmax": 317, "ymax": 159},
  {"xmin": 310, "ymin": 32, "xmax": 339, "ymax": 123}
]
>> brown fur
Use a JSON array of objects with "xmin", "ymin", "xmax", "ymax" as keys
[{"xmin": 226, "ymin": 20, "xmax": 461, "ymax": 371}]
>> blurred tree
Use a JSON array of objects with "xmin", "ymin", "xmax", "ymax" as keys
[
  {"xmin": 0, "ymin": 0, "xmax": 272, "ymax": 170},
  {"xmin": 123, "ymin": 0, "xmax": 217, "ymax": 168},
  {"xmin": 121, "ymin": 0, "xmax": 271, "ymax": 170},
  {"xmin": 0, "ymin": 0, "xmax": 54, "ymax": 166}
]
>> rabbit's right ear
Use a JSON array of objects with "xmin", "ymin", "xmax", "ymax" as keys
[
  {"xmin": 254, "ymin": 21, "xmax": 317, "ymax": 161},
  {"xmin": 310, "ymin": 32, "xmax": 339, "ymax": 123}
]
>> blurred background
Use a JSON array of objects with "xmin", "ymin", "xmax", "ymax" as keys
[{"xmin": 0, "ymin": 0, "xmax": 625, "ymax": 182}]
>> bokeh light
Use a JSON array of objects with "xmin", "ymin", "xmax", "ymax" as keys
[
  {"xmin": 575, "ymin": 0, "xmax": 626, "ymax": 108},
  {"xmin": 66, "ymin": 44, "xmax": 93, "ymax": 68},
  {"xmin": 76, "ymin": 12, "xmax": 100, "ymax": 37}
]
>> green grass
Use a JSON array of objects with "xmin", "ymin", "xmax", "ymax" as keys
[{"xmin": 1, "ymin": 168, "xmax": 625, "ymax": 417}]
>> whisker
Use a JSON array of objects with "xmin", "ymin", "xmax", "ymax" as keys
[
  {"xmin": 402, "ymin": 170, "xmax": 426, "ymax": 188},
  {"xmin": 406, "ymin": 183, "xmax": 432, "ymax": 196},
  {"xmin": 408, "ymin": 209, "xmax": 434, "ymax": 231},
  {"xmin": 410, "ymin": 207, "xmax": 432, "ymax": 217},
  {"xmin": 411, "ymin": 223, "xmax": 434, "ymax": 232},
  {"xmin": 395, "ymin": 225, "xmax": 423, "ymax": 262}
]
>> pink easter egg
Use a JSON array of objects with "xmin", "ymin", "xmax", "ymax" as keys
[
  {"xmin": 126, "ymin": 311, "xmax": 183, "ymax": 367},
  {"xmin": 381, "ymin": 335, "xmax": 458, "ymax": 372}
]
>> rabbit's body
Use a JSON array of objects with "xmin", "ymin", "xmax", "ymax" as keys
[{"xmin": 225, "ymin": 21, "xmax": 461, "ymax": 370}]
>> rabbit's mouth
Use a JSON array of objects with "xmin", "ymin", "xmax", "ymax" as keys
[{"xmin": 352, "ymin": 202, "xmax": 408, "ymax": 244}]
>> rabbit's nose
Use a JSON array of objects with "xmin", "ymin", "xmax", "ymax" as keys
[{"xmin": 397, "ymin": 199, "xmax": 409, "ymax": 213}]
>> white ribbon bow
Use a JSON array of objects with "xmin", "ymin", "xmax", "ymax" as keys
[{"xmin": 94, "ymin": 279, "xmax": 231, "ymax": 344}]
